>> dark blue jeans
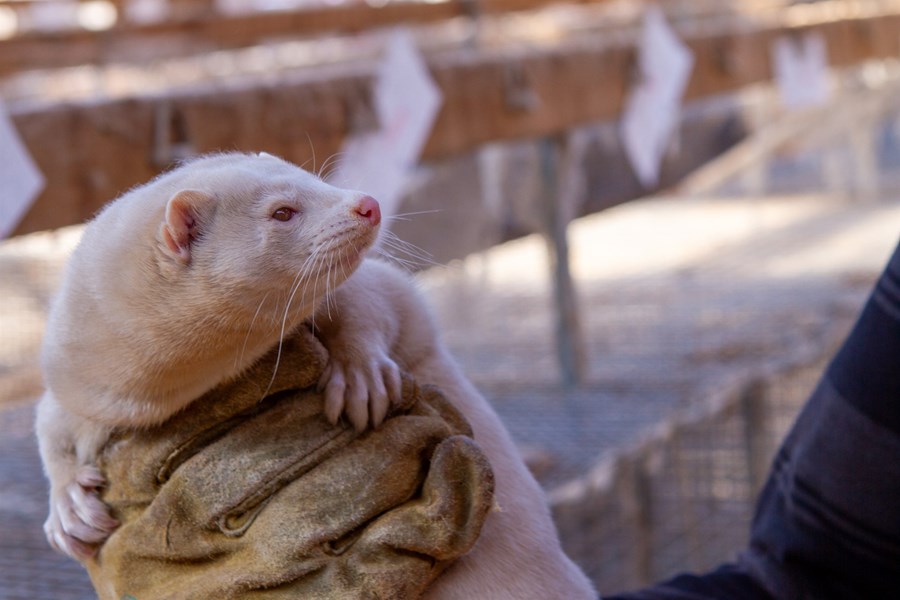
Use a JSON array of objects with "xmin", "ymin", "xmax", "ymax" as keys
[{"xmin": 608, "ymin": 240, "xmax": 900, "ymax": 600}]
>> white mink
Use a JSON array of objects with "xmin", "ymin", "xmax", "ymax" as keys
[
  {"xmin": 37, "ymin": 151, "xmax": 596, "ymax": 598},
  {"xmin": 37, "ymin": 152, "xmax": 394, "ymax": 559}
]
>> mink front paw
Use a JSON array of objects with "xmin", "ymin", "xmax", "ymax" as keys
[
  {"xmin": 319, "ymin": 348, "xmax": 402, "ymax": 431},
  {"xmin": 44, "ymin": 465, "xmax": 119, "ymax": 561}
]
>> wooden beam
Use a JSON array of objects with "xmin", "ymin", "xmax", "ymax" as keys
[
  {"xmin": 9, "ymin": 1, "xmax": 900, "ymax": 235},
  {"xmin": 679, "ymin": 75, "xmax": 900, "ymax": 196},
  {"xmin": 424, "ymin": 6, "xmax": 900, "ymax": 157},
  {"xmin": 0, "ymin": 0, "xmax": 614, "ymax": 76}
]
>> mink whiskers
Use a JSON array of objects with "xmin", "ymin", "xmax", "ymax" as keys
[
  {"xmin": 318, "ymin": 152, "xmax": 348, "ymax": 182},
  {"xmin": 262, "ymin": 246, "xmax": 323, "ymax": 399},
  {"xmin": 376, "ymin": 229, "xmax": 438, "ymax": 271}
]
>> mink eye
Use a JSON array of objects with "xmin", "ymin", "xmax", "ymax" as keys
[{"xmin": 271, "ymin": 207, "xmax": 297, "ymax": 222}]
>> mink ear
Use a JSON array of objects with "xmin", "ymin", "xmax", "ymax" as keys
[{"xmin": 158, "ymin": 190, "xmax": 215, "ymax": 265}]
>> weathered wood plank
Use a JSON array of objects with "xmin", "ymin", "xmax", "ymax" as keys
[
  {"xmin": 0, "ymin": 0, "xmax": 612, "ymax": 76},
  {"xmin": 8, "ymin": 1, "xmax": 900, "ymax": 234}
]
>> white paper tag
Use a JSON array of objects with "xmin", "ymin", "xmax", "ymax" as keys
[
  {"xmin": 772, "ymin": 33, "xmax": 830, "ymax": 108},
  {"xmin": 0, "ymin": 102, "xmax": 45, "ymax": 238},
  {"xmin": 619, "ymin": 5, "xmax": 694, "ymax": 188},
  {"xmin": 330, "ymin": 29, "xmax": 443, "ymax": 220}
]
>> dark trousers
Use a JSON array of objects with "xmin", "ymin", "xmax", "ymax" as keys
[{"xmin": 608, "ymin": 240, "xmax": 900, "ymax": 600}]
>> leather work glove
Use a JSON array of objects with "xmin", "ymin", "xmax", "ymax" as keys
[{"xmin": 85, "ymin": 328, "xmax": 495, "ymax": 599}]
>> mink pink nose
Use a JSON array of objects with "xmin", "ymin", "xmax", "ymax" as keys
[{"xmin": 354, "ymin": 195, "xmax": 381, "ymax": 226}]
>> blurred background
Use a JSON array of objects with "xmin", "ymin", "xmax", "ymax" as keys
[{"xmin": 2, "ymin": 0, "xmax": 900, "ymax": 597}]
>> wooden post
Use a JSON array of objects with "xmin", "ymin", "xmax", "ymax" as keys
[{"xmin": 539, "ymin": 134, "xmax": 586, "ymax": 388}]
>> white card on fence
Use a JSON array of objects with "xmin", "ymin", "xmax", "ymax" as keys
[
  {"xmin": 619, "ymin": 5, "xmax": 694, "ymax": 188},
  {"xmin": 330, "ymin": 28, "xmax": 443, "ymax": 220},
  {"xmin": 0, "ymin": 102, "xmax": 45, "ymax": 239},
  {"xmin": 333, "ymin": 133, "xmax": 409, "ymax": 219},
  {"xmin": 772, "ymin": 33, "xmax": 830, "ymax": 108}
]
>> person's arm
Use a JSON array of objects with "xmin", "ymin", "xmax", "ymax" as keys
[{"xmin": 741, "ymin": 238, "xmax": 900, "ymax": 599}]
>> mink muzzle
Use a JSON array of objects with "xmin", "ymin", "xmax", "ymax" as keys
[{"xmin": 85, "ymin": 328, "xmax": 495, "ymax": 599}]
